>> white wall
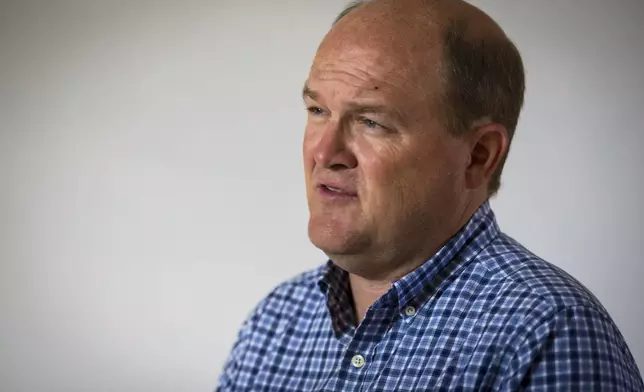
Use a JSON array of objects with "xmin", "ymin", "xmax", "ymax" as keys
[{"xmin": 1, "ymin": 1, "xmax": 642, "ymax": 391}]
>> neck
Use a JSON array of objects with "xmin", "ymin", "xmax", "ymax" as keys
[
  {"xmin": 349, "ymin": 273, "xmax": 392, "ymax": 323},
  {"xmin": 348, "ymin": 197, "xmax": 483, "ymax": 323}
]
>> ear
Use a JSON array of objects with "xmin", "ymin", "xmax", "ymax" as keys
[{"xmin": 464, "ymin": 121, "xmax": 509, "ymax": 191}]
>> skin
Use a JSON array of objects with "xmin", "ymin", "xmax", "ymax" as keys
[{"xmin": 302, "ymin": 0, "xmax": 510, "ymax": 323}]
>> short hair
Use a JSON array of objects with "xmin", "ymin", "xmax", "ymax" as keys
[
  {"xmin": 333, "ymin": 1, "xmax": 366, "ymax": 24},
  {"xmin": 332, "ymin": 1, "xmax": 526, "ymax": 196}
]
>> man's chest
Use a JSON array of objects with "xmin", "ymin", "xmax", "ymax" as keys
[{"xmin": 240, "ymin": 308, "xmax": 511, "ymax": 391}]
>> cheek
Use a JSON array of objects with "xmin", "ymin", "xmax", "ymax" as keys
[
  {"xmin": 302, "ymin": 128, "xmax": 316, "ymax": 172},
  {"xmin": 361, "ymin": 143, "xmax": 455, "ymax": 208},
  {"xmin": 355, "ymin": 143, "xmax": 409, "ymax": 206}
]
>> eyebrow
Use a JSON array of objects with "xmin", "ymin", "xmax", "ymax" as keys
[
  {"xmin": 350, "ymin": 104, "xmax": 394, "ymax": 116},
  {"xmin": 302, "ymin": 84, "xmax": 318, "ymax": 100},
  {"xmin": 302, "ymin": 83, "xmax": 404, "ymax": 123}
]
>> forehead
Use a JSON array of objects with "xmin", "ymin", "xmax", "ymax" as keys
[
  {"xmin": 308, "ymin": 13, "xmax": 444, "ymax": 101},
  {"xmin": 309, "ymin": 46, "xmax": 405, "ymax": 92},
  {"xmin": 307, "ymin": 41, "xmax": 443, "ymax": 124}
]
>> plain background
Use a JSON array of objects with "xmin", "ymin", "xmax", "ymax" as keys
[{"xmin": 1, "ymin": 0, "xmax": 643, "ymax": 391}]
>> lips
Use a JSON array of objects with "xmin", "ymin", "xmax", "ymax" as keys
[{"xmin": 316, "ymin": 182, "xmax": 358, "ymax": 197}]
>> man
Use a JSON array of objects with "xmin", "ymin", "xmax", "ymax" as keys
[{"xmin": 217, "ymin": 0, "xmax": 644, "ymax": 390}]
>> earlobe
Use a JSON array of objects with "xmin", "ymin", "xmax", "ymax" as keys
[{"xmin": 465, "ymin": 123, "xmax": 509, "ymax": 191}]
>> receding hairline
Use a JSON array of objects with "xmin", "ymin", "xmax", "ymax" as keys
[{"xmin": 332, "ymin": 0, "xmax": 508, "ymax": 42}]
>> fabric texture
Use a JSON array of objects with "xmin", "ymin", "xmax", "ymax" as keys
[{"xmin": 217, "ymin": 202, "xmax": 643, "ymax": 391}]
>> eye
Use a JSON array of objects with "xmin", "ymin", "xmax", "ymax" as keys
[
  {"xmin": 306, "ymin": 106, "xmax": 327, "ymax": 116},
  {"xmin": 358, "ymin": 117, "xmax": 386, "ymax": 130}
]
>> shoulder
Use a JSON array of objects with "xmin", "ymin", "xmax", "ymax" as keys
[
  {"xmin": 217, "ymin": 264, "xmax": 329, "ymax": 390},
  {"xmin": 242, "ymin": 264, "xmax": 327, "ymax": 331},
  {"xmin": 264, "ymin": 264, "xmax": 326, "ymax": 308},
  {"xmin": 475, "ymin": 232, "xmax": 606, "ymax": 313},
  {"xmin": 450, "ymin": 231, "xmax": 610, "ymax": 339},
  {"xmin": 456, "ymin": 231, "xmax": 627, "ymax": 360},
  {"xmin": 467, "ymin": 233, "xmax": 643, "ymax": 389}
]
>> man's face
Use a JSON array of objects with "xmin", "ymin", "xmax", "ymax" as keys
[{"xmin": 303, "ymin": 29, "xmax": 471, "ymax": 278}]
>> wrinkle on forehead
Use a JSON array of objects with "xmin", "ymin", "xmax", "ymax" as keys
[
  {"xmin": 311, "ymin": 47, "xmax": 417, "ymax": 95},
  {"xmin": 319, "ymin": 20, "xmax": 439, "ymax": 73}
]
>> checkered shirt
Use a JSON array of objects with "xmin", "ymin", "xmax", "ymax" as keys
[{"xmin": 217, "ymin": 202, "xmax": 643, "ymax": 391}]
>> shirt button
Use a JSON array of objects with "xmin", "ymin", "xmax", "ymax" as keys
[
  {"xmin": 404, "ymin": 305, "xmax": 417, "ymax": 317},
  {"xmin": 351, "ymin": 354, "xmax": 366, "ymax": 368}
]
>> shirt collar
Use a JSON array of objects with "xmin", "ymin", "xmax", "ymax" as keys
[
  {"xmin": 391, "ymin": 201, "xmax": 499, "ymax": 312},
  {"xmin": 318, "ymin": 201, "xmax": 500, "ymax": 325},
  {"xmin": 318, "ymin": 261, "xmax": 354, "ymax": 338}
]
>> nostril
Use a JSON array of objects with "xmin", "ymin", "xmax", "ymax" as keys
[{"xmin": 329, "ymin": 163, "xmax": 349, "ymax": 171}]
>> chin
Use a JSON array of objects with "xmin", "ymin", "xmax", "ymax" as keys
[
  {"xmin": 309, "ymin": 226, "xmax": 373, "ymax": 269},
  {"xmin": 309, "ymin": 224, "xmax": 361, "ymax": 254},
  {"xmin": 309, "ymin": 230, "xmax": 352, "ymax": 255},
  {"xmin": 325, "ymin": 251, "xmax": 387, "ymax": 280}
]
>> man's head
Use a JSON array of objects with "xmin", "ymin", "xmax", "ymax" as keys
[{"xmin": 303, "ymin": 0, "xmax": 525, "ymax": 280}]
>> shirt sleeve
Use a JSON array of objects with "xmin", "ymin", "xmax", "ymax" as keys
[{"xmin": 503, "ymin": 305, "xmax": 644, "ymax": 391}]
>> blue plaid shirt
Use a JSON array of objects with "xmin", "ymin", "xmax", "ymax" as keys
[{"xmin": 217, "ymin": 202, "xmax": 643, "ymax": 391}]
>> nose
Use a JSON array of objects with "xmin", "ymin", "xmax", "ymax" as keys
[{"xmin": 311, "ymin": 120, "xmax": 358, "ymax": 170}]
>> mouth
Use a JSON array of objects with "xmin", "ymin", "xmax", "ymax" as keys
[{"xmin": 317, "ymin": 184, "xmax": 358, "ymax": 198}]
